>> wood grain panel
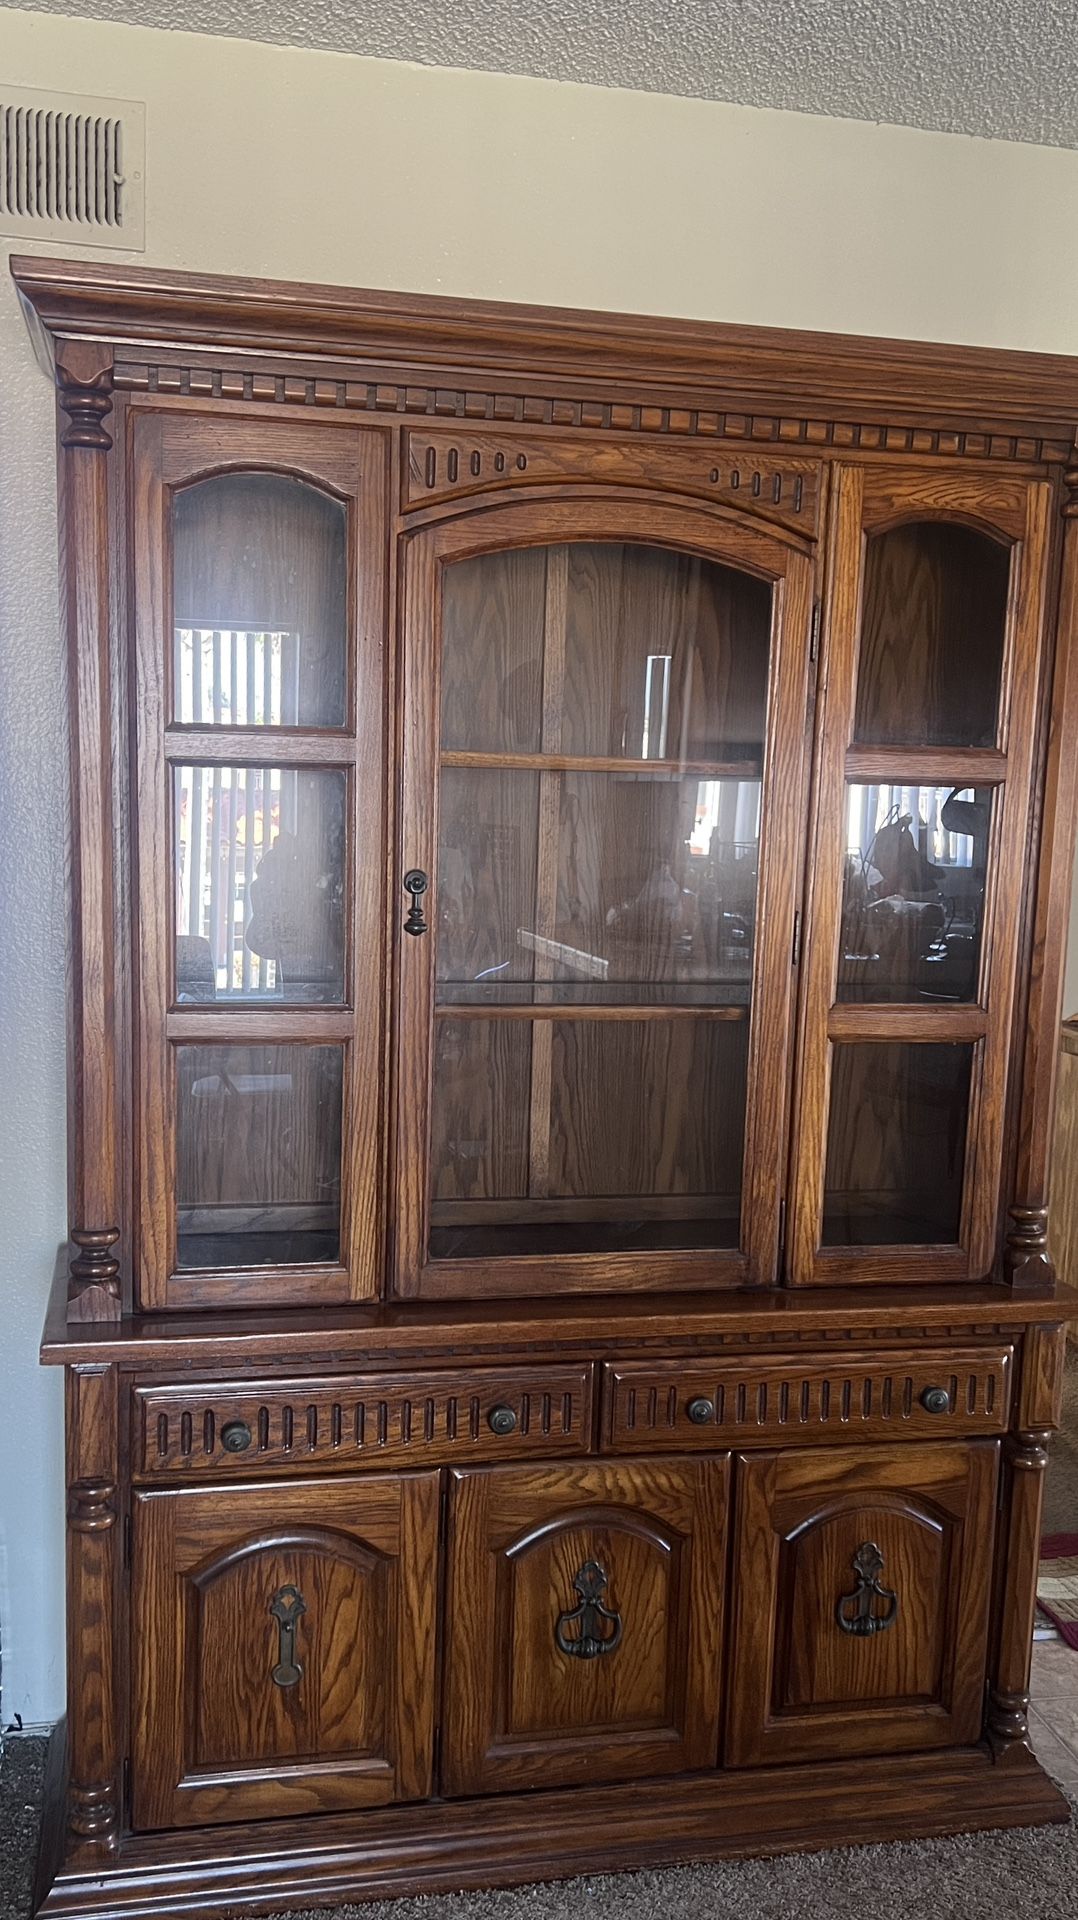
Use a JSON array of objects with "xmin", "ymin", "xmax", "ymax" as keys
[
  {"xmin": 726, "ymin": 1440, "xmax": 998, "ymax": 1766},
  {"xmin": 134, "ymin": 1364, "xmax": 593, "ymax": 1477},
  {"xmin": 602, "ymin": 1345, "xmax": 1013, "ymax": 1450},
  {"xmin": 443, "ymin": 1457, "xmax": 728, "ymax": 1794},
  {"xmin": 131, "ymin": 1473, "xmax": 439, "ymax": 1828}
]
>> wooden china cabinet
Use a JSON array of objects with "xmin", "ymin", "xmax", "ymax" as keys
[{"xmin": 16, "ymin": 253, "xmax": 1078, "ymax": 1918}]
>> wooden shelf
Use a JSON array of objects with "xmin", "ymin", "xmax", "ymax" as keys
[{"xmin": 440, "ymin": 750, "xmax": 761, "ymax": 778}]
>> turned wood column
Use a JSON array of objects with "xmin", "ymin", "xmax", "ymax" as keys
[
  {"xmin": 65, "ymin": 1363, "xmax": 122, "ymax": 1851},
  {"xmin": 55, "ymin": 339, "xmax": 122, "ymax": 1323},
  {"xmin": 1005, "ymin": 455, "xmax": 1078, "ymax": 1286},
  {"xmin": 987, "ymin": 1323, "xmax": 1066, "ymax": 1762}
]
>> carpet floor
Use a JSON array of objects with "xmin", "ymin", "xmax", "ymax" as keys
[{"xmin": 2, "ymin": 1735, "xmax": 1076, "ymax": 1920}]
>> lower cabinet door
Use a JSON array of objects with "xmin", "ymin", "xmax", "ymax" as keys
[
  {"xmin": 131, "ymin": 1473, "xmax": 439, "ymax": 1829},
  {"xmin": 442, "ymin": 1457, "xmax": 730, "ymax": 1795},
  {"xmin": 725, "ymin": 1441, "xmax": 999, "ymax": 1767}
]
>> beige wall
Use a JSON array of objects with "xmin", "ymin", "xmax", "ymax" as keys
[{"xmin": 3, "ymin": 4, "xmax": 1078, "ymax": 1724}]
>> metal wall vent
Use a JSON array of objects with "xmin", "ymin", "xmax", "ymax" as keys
[{"xmin": 0, "ymin": 85, "xmax": 145, "ymax": 248}]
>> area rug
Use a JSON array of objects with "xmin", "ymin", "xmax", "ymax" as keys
[{"xmin": 1040, "ymin": 1535, "xmax": 1078, "ymax": 1649}]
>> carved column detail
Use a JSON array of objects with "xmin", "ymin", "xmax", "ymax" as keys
[
  {"xmin": 987, "ymin": 1324, "xmax": 1065, "ymax": 1763},
  {"xmin": 55, "ymin": 340, "xmax": 122, "ymax": 1323},
  {"xmin": 1004, "ymin": 1207, "xmax": 1053, "ymax": 1288},
  {"xmin": 65, "ymin": 1365, "xmax": 121, "ymax": 1853}
]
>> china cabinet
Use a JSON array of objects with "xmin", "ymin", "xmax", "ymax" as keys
[{"xmin": 15, "ymin": 253, "xmax": 1078, "ymax": 1919}]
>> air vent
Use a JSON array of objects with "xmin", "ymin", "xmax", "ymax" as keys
[{"xmin": 0, "ymin": 86, "xmax": 144, "ymax": 248}]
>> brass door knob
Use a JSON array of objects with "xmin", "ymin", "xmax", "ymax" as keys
[
  {"xmin": 221, "ymin": 1420, "xmax": 253, "ymax": 1452},
  {"xmin": 487, "ymin": 1405, "xmax": 518, "ymax": 1435},
  {"xmin": 687, "ymin": 1397, "xmax": 716, "ymax": 1425}
]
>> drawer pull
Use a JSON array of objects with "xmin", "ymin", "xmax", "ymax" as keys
[
  {"xmin": 920, "ymin": 1386, "xmax": 952, "ymax": 1415},
  {"xmin": 220, "ymin": 1420, "xmax": 253, "ymax": 1453},
  {"xmin": 269, "ymin": 1584, "xmax": 306, "ymax": 1687},
  {"xmin": 487, "ymin": 1405, "xmax": 518, "ymax": 1436},
  {"xmin": 836, "ymin": 1542, "xmax": 899, "ymax": 1638},
  {"xmin": 686, "ymin": 1396, "xmax": 716, "ymax": 1425},
  {"xmin": 555, "ymin": 1560, "xmax": 622, "ymax": 1660}
]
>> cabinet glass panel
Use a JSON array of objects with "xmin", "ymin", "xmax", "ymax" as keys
[
  {"xmin": 429, "ymin": 1014, "xmax": 748, "ymax": 1258},
  {"xmin": 822, "ymin": 1041, "xmax": 973, "ymax": 1246},
  {"xmin": 838, "ymin": 784, "xmax": 993, "ymax": 1003},
  {"xmin": 854, "ymin": 523, "xmax": 1009, "ymax": 748},
  {"xmin": 430, "ymin": 541, "xmax": 771, "ymax": 1259},
  {"xmin": 175, "ymin": 1042, "xmax": 344, "ymax": 1269},
  {"xmin": 441, "ymin": 543, "xmax": 771, "ymax": 762},
  {"xmin": 174, "ymin": 766, "xmax": 346, "ymax": 1003},
  {"xmin": 173, "ymin": 473, "xmax": 347, "ymax": 727}
]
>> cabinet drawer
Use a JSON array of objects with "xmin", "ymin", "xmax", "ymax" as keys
[
  {"xmin": 135, "ymin": 1366, "xmax": 593, "ymax": 1478},
  {"xmin": 601, "ymin": 1346, "xmax": 1012, "ymax": 1451}
]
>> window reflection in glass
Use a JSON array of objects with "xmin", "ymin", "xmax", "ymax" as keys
[
  {"xmin": 838, "ymin": 785, "xmax": 992, "ymax": 1003},
  {"xmin": 174, "ymin": 766, "xmax": 346, "ymax": 1003}
]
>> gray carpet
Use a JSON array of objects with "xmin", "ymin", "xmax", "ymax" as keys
[{"xmin": 2, "ymin": 1735, "xmax": 1077, "ymax": 1920}]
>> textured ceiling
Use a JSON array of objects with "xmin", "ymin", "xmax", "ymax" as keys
[{"xmin": 13, "ymin": 0, "xmax": 1078, "ymax": 149}]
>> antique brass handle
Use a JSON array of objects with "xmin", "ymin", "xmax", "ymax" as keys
[
  {"xmin": 920, "ymin": 1386, "xmax": 952, "ymax": 1414},
  {"xmin": 487, "ymin": 1405, "xmax": 518, "ymax": 1435},
  {"xmin": 269, "ymin": 1584, "xmax": 306, "ymax": 1687},
  {"xmin": 687, "ymin": 1396, "xmax": 715, "ymax": 1425},
  {"xmin": 555, "ymin": 1560, "xmax": 622, "ymax": 1660},
  {"xmin": 403, "ymin": 869, "xmax": 429, "ymax": 935},
  {"xmin": 836, "ymin": 1542, "xmax": 899, "ymax": 1637},
  {"xmin": 220, "ymin": 1420, "xmax": 252, "ymax": 1453}
]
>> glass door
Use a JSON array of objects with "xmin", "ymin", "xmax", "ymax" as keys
[
  {"xmin": 133, "ymin": 412, "xmax": 388, "ymax": 1308},
  {"xmin": 394, "ymin": 499, "xmax": 815, "ymax": 1298},
  {"xmin": 788, "ymin": 466, "xmax": 1053, "ymax": 1284}
]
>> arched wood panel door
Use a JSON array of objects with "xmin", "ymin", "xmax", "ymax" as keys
[
  {"xmin": 131, "ymin": 1472, "xmax": 439, "ymax": 1827},
  {"xmin": 726, "ymin": 1440, "xmax": 998, "ymax": 1766},
  {"xmin": 392, "ymin": 496, "xmax": 816, "ymax": 1299}
]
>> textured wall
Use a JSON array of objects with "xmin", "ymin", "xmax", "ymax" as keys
[
  {"xmin": 3, "ymin": 3, "xmax": 1078, "ymax": 1726},
  {"xmin": 10, "ymin": 0, "xmax": 1078, "ymax": 150}
]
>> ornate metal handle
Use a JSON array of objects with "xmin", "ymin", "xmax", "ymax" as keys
[
  {"xmin": 555, "ymin": 1560, "xmax": 623, "ymax": 1660},
  {"xmin": 487, "ymin": 1405, "xmax": 518, "ymax": 1435},
  {"xmin": 687, "ymin": 1396, "xmax": 715, "ymax": 1425},
  {"xmin": 920, "ymin": 1386, "xmax": 952, "ymax": 1414},
  {"xmin": 836, "ymin": 1542, "xmax": 899, "ymax": 1637},
  {"xmin": 220, "ymin": 1420, "xmax": 252, "ymax": 1453},
  {"xmin": 403, "ymin": 869, "xmax": 429, "ymax": 936},
  {"xmin": 269, "ymin": 1583, "xmax": 306, "ymax": 1687}
]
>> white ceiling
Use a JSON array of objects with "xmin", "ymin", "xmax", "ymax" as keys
[{"xmin": 15, "ymin": 0, "xmax": 1078, "ymax": 149}]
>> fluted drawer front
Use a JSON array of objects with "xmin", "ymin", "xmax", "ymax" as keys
[
  {"xmin": 601, "ymin": 1347, "xmax": 1013, "ymax": 1451},
  {"xmin": 135, "ymin": 1366, "xmax": 593, "ymax": 1478}
]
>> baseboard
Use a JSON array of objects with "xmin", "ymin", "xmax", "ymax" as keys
[{"xmin": 36, "ymin": 1742, "xmax": 1071, "ymax": 1919}]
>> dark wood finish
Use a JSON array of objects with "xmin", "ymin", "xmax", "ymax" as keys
[
  {"xmin": 443, "ymin": 1457, "xmax": 728, "ymax": 1793},
  {"xmin": 32, "ymin": 1739, "xmax": 1070, "ymax": 1920},
  {"xmin": 602, "ymin": 1345, "xmax": 1013, "ymax": 1450},
  {"xmin": 131, "ymin": 1471, "xmax": 439, "ymax": 1827},
  {"xmin": 133, "ymin": 1364, "xmax": 593, "ymax": 1476},
  {"xmin": 17, "ymin": 258, "xmax": 1078, "ymax": 1918},
  {"xmin": 726, "ymin": 1441, "xmax": 999, "ymax": 1767}
]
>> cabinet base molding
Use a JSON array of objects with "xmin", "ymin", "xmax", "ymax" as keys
[{"xmin": 35, "ymin": 1732, "xmax": 1069, "ymax": 1920}]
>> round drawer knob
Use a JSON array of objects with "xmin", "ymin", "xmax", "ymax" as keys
[
  {"xmin": 687, "ymin": 1397, "xmax": 716, "ymax": 1425},
  {"xmin": 920, "ymin": 1387, "xmax": 952, "ymax": 1415},
  {"xmin": 220, "ymin": 1420, "xmax": 253, "ymax": 1453},
  {"xmin": 487, "ymin": 1405, "xmax": 518, "ymax": 1436}
]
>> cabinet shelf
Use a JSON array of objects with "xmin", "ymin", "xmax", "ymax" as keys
[{"xmin": 440, "ymin": 750, "xmax": 762, "ymax": 778}]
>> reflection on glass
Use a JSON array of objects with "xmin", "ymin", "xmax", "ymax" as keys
[
  {"xmin": 838, "ymin": 785, "xmax": 991, "ymax": 1002},
  {"xmin": 176, "ymin": 1043, "xmax": 344, "ymax": 1269},
  {"xmin": 822, "ymin": 1042, "xmax": 973, "ymax": 1246},
  {"xmin": 436, "ymin": 769, "xmax": 760, "ymax": 1004},
  {"xmin": 441, "ymin": 543, "xmax": 772, "ymax": 763},
  {"xmin": 855, "ymin": 522, "xmax": 1009, "ymax": 749},
  {"xmin": 173, "ymin": 473, "xmax": 347, "ymax": 727},
  {"xmin": 174, "ymin": 766, "xmax": 346, "ymax": 1003},
  {"xmin": 428, "ymin": 1015, "xmax": 747, "ymax": 1259},
  {"xmin": 430, "ymin": 539, "xmax": 772, "ymax": 1261}
]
